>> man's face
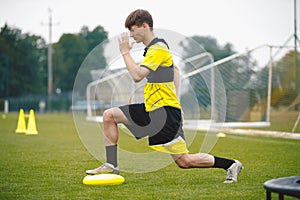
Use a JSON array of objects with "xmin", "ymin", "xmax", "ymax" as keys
[{"xmin": 129, "ymin": 25, "xmax": 145, "ymax": 43}]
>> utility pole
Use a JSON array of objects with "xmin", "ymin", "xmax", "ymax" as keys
[
  {"xmin": 42, "ymin": 8, "xmax": 58, "ymax": 111},
  {"xmin": 42, "ymin": 8, "xmax": 59, "ymax": 96}
]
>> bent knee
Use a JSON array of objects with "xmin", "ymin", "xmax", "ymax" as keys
[
  {"xmin": 103, "ymin": 108, "xmax": 127, "ymax": 124},
  {"xmin": 103, "ymin": 109, "xmax": 114, "ymax": 122}
]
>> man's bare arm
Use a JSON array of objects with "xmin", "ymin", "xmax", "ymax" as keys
[
  {"xmin": 173, "ymin": 64, "xmax": 181, "ymax": 100},
  {"xmin": 118, "ymin": 33, "xmax": 150, "ymax": 82}
]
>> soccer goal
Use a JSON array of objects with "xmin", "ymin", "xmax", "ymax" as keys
[{"xmin": 84, "ymin": 43, "xmax": 299, "ymax": 130}]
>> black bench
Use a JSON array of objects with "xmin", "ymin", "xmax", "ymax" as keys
[{"xmin": 264, "ymin": 176, "xmax": 300, "ymax": 200}]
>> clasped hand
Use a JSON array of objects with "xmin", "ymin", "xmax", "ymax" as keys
[{"xmin": 118, "ymin": 32, "xmax": 134, "ymax": 55}]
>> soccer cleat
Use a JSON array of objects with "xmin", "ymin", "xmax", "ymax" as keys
[
  {"xmin": 86, "ymin": 163, "xmax": 119, "ymax": 175},
  {"xmin": 223, "ymin": 160, "xmax": 243, "ymax": 183}
]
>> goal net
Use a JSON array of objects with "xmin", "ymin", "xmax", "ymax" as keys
[
  {"xmin": 79, "ymin": 36, "xmax": 298, "ymax": 132},
  {"xmin": 85, "ymin": 44, "xmax": 273, "ymax": 128}
]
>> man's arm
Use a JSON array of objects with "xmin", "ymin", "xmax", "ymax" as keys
[
  {"xmin": 121, "ymin": 53, "xmax": 150, "ymax": 82},
  {"xmin": 173, "ymin": 64, "xmax": 181, "ymax": 100},
  {"xmin": 119, "ymin": 33, "xmax": 150, "ymax": 82}
]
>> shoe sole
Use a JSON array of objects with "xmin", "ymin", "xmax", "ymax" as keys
[{"xmin": 85, "ymin": 169, "xmax": 119, "ymax": 175}]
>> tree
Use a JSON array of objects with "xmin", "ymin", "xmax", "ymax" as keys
[
  {"xmin": 190, "ymin": 35, "xmax": 236, "ymax": 61},
  {"xmin": 53, "ymin": 33, "xmax": 88, "ymax": 91},
  {"xmin": 79, "ymin": 25, "xmax": 108, "ymax": 52},
  {"xmin": 52, "ymin": 25, "xmax": 108, "ymax": 92},
  {"xmin": 0, "ymin": 24, "xmax": 47, "ymax": 98},
  {"xmin": 270, "ymin": 50, "xmax": 299, "ymax": 108}
]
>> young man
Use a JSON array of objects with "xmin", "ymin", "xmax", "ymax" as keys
[{"xmin": 86, "ymin": 9, "xmax": 242, "ymax": 183}]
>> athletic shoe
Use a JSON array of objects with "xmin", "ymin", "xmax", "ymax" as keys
[
  {"xmin": 223, "ymin": 160, "xmax": 243, "ymax": 183},
  {"xmin": 85, "ymin": 163, "xmax": 119, "ymax": 175}
]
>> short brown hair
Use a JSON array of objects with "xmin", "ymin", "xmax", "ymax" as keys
[{"xmin": 125, "ymin": 9, "xmax": 153, "ymax": 30}]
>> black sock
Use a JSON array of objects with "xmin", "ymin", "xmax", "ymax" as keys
[
  {"xmin": 213, "ymin": 156, "xmax": 235, "ymax": 170},
  {"xmin": 106, "ymin": 145, "xmax": 117, "ymax": 167}
]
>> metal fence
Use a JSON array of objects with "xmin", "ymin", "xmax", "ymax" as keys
[{"xmin": 2, "ymin": 92, "xmax": 72, "ymax": 113}]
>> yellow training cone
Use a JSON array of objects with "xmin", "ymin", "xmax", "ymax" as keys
[
  {"xmin": 15, "ymin": 109, "xmax": 27, "ymax": 133},
  {"xmin": 25, "ymin": 109, "xmax": 38, "ymax": 135}
]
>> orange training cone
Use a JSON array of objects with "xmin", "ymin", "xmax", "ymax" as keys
[
  {"xmin": 15, "ymin": 109, "xmax": 27, "ymax": 133},
  {"xmin": 25, "ymin": 109, "xmax": 38, "ymax": 135}
]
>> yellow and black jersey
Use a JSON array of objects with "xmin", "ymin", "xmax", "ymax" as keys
[{"xmin": 140, "ymin": 38, "xmax": 181, "ymax": 112}]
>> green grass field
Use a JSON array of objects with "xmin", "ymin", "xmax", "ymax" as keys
[{"xmin": 1, "ymin": 112, "xmax": 300, "ymax": 199}]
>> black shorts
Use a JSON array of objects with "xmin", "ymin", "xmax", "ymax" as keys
[{"xmin": 119, "ymin": 103, "xmax": 185, "ymax": 145}]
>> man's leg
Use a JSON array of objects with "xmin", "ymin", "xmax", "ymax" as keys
[
  {"xmin": 102, "ymin": 107, "xmax": 129, "ymax": 145},
  {"xmin": 171, "ymin": 153, "xmax": 215, "ymax": 168},
  {"xmin": 171, "ymin": 153, "xmax": 242, "ymax": 183},
  {"xmin": 86, "ymin": 107, "xmax": 129, "ymax": 175},
  {"xmin": 102, "ymin": 107, "xmax": 129, "ymax": 167}
]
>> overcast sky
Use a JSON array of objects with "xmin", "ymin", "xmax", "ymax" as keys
[{"xmin": 0, "ymin": 0, "xmax": 299, "ymax": 53}]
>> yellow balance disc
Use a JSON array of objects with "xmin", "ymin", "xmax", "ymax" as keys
[{"xmin": 83, "ymin": 174, "xmax": 125, "ymax": 186}]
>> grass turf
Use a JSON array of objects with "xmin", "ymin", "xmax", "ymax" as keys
[{"xmin": 0, "ymin": 112, "xmax": 299, "ymax": 199}]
